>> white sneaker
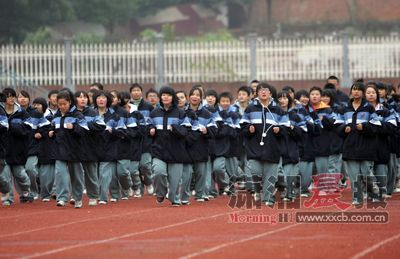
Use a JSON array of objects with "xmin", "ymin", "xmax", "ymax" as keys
[
  {"xmin": 128, "ymin": 188, "xmax": 134, "ymax": 197},
  {"xmin": 42, "ymin": 198, "xmax": 51, "ymax": 202},
  {"xmin": 110, "ymin": 198, "xmax": 117, "ymax": 202},
  {"xmin": 147, "ymin": 184, "xmax": 154, "ymax": 195},
  {"xmin": 69, "ymin": 198, "xmax": 75, "ymax": 205},
  {"xmin": 1, "ymin": 193, "xmax": 10, "ymax": 202},
  {"xmin": 57, "ymin": 200, "xmax": 66, "ymax": 207},
  {"xmin": 74, "ymin": 200, "xmax": 83, "ymax": 208},
  {"xmin": 133, "ymin": 189, "xmax": 142, "ymax": 198},
  {"xmin": 253, "ymin": 192, "xmax": 261, "ymax": 201},
  {"xmin": 33, "ymin": 195, "xmax": 39, "ymax": 200},
  {"xmin": 99, "ymin": 200, "xmax": 107, "ymax": 205},
  {"xmin": 191, "ymin": 190, "xmax": 196, "ymax": 196},
  {"xmin": 195, "ymin": 198, "xmax": 205, "ymax": 202},
  {"xmin": 121, "ymin": 196, "xmax": 129, "ymax": 200},
  {"xmin": 88, "ymin": 199, "xmax": 97, "ymax": 206},
  {"xmin": 265, "ymin": 201, "xmax": 274, "ymax": 207}
]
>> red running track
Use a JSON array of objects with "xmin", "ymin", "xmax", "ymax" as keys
[{"xmin": 0, "ymin": 189, "xmax": 399, "ymax": 259}]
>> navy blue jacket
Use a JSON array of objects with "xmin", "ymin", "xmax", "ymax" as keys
[
  {"xmin": 51, "ymin": 106, "xmax": 88, "ymax": 162},
  {"xmin": 240, "ymin": 98, "xmax": 289, "ymax": 163},
  {"xmin": 38, "ymin": 112, "xmax": 55, "ymax": 165},
  {"xmin": 188, "ymin": 106, "xmax": 217, "ymax": 162},
  {"xmin": 128, "ymin": 111, "xmax": 144, "ymax": 161},
  {"xmin": 79, "ymin": 106, "xmax": 106, "ymax": 162},
  {"xmin": 136, "ymin": 99, "xmax": 154, "ymax": 154},
  {"xmin": 280, "ymin": 108, "xmax": 303, "ymax": 165},
  {"xmin": 337, "ymin": 99, "xmax": 379, "ymax": 161},
  {"xmin": 96, "ymin": 108, "xmax": 121, "ymax": 162},
  {"xmin": 4, "ymin": 104, "xmax": 31, "ymax": 165},
  {"xmin": 26, "ymin": 108, "xmax": 51, "ymax": 157},
  {"xmin": 149, "ymin": 104, "xmax": 188, "ymax": 163},
  {"xmin": 309, "ymin": 102, "xmax": 335, "ymax": 157}
]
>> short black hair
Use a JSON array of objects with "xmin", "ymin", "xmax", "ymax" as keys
[
  {"xmin": 295, "ymin": 89, "xmax": 309, "ymax": 100},
  {"xmin": 145, "ymin": 88, "xmax": 159, "ymax": 98},
  {"xmin": 58, "ymin": 88, "xmax": 76, "ymax": 106},
  {"xmin": 309, "ymin": 86, "xmax": 323, "ymax": 95},
  {"xmin": 18, "ymin": 90, "xmax": 30, "ymax": 100},
  {"xmin": 189, "ymin": 87, "xmax": 203, "ymax": 100},
  {"xmin": 57, "ymin": 90, "xmax": 73, "ymax": 103},
  {"xmin": 205, "ymin": 89, "xmax": 218, "ymax": 99},
  {"xmin": 48, "ymin": 90, "xmax": 59, "ymax": 99},
  {"xmin": 256, "ymin": 82, "xmax": 277, "ymax": 99},
  {"xmin": 218, "ymin": 92, "xmax": 233, "ymax": 102},
  {"xmin": 250, "ymin": 79, "xmax": 259, "ymax": 85},
  {"xmin": 118, "ymin": 91, "xmax": 131, "ymax": 106},
  {"xmin": 92, "ymin": 90, "xmax": 113, "ymax": 108},
  {"xmin": 322, "ymin": 89, "xmax": 337, "ymax": 106},
  {"xmin": 277, "ymin": 91, "xmax": 293, "ymax": 108},
  {"xmin": 74, "ymin": 90, "xmax": 91, "ymax": 106},
  {"xmin": 90, "ymin": 82, "xmax": 104, "ymax": 91},
  {"xmin": 327, "ymin": 75, "xmax": 339, "ymax": 83},
  {"xmin": 2, "ymin": 87, "xmax": 17, "ymax": 97},
  {"xmin": 175, "ymin": 90, "xmax": 187, "ymax": 98},
  {"xmin": 129, "ymin": 83, "xmax": 143, "ymax": 93},
  {"xmin": 350, "ymin": 82, "xmax": 365, "ymax": 93},
  {"xmin": 282, "ymin": 85, "xmax": 295, "ymax": 94},
  {"xmin": 32, "ymin": 97, "xmax": 48, "ymax": 112},
  {"xmin": 237, "ymin": 86, "xmax": 251, "ymax": 96},
  {"xmin": 324, "ymin": 83, "xmax": 336, "ymax": 90}
]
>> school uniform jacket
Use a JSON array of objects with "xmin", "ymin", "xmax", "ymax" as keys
[
  {"xmin": 240, "ymin": 98, "xmax": 290, "ymax": 163},
  {"xmin": 336, "ymin": 99, "xmax": 380, "ymax": 161},
  {"xmin": 51, "ymin": 106, "xmax": 88, "ymax": 162},
  {"xmin": 26, "ymin": 108, "xmax": 51, "ymax": 157},
  {"xmin": 80, "ymin": 106, "xmax": 106, "ymax": 162},
  {"xmin": 96, "ymin": 107, "xmax": 122, "ymax": 162},
  {"xmin": 309, "ymin": 102, "xmax": 335, "ymax": 157},
  {"xmin": 137, "ymin": 99, "xmax": 154, "ymax": 154},
  {"xmin": 280, "ymin": 108, "xmax": 304, "ymax": 165},
  {"xmin": 149, "ymin": 104, "xmax": 189, "ymax": 163},
  {"xmin": 186, "ymin": 105, "xmax": 217, "ymax": 163},
  {"xmin": 3, "ymin": 103, "xmax": 31, "ymax": 165}
]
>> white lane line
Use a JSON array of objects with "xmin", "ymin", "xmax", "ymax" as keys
[
  {"xmin": 0, "ymin": 207, "xmax": 162, "ymax": 239},
  {"xmin": 351, "ymin": 232, "xmax": 400, "ymax": 259},
  {"xmin": 19, "ymin": 211, "xmax": 237, "ymax": 259},
  {"xmin": 0, "ymin": 210, "xmax": 59, "ymax": 220},
  {"xmin": 179, "ymin": 224, "xmax": 299, "ymax": 259}
]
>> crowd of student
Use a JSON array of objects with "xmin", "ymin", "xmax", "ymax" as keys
[{"xmin": 1, "ymin": 75, "xmax": 400, "ymax": 208}]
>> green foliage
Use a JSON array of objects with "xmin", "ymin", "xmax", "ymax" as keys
[
  {"xmin": 23, "ymin": 27, "xmax": 52, "ymax": 44},
  {"xmin": 72, "ymin": 32, "xmax": 105, "ymax": 44}
]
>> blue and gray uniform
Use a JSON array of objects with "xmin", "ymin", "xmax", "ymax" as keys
[
  {"xmin": 240, "ymin": 98, "xmax": 290, "ymax": 204},
  {"xmin": 51, "ymin": 106, "xmax": 88, "ymax": 204}
]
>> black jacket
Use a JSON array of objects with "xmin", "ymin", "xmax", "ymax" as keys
[
  {"xmin": 4, "ymin": 104, "xmax": 31, "ymax": 165},
  {"xmin": 51, "ymin": 106, "xmax": 88, "ymax": 162},
  {"xmin": 149, "ymin": 104, "xmax": 188, "ymax": 163}
]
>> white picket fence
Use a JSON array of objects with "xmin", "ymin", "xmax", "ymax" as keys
[{"xmin": 1, "ymin": 36, "xmax": 400, "ymax": 87}]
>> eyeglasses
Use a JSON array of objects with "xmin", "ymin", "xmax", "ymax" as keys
[{"xmin": 258, "ymin": 88, "xmax": 270, "ymax": 93}]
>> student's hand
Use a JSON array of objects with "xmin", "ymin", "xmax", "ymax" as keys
[
  {"xmin": 319, "ymin": 115, "xmax": 324, "ymax": 121},
  {"xmin": 49, "ymin": 131, "xmax": 54, "ymax": 137},
  {"xmin": 66, "ymin": 123, "xmax": 74, "ymax": 129},
  {"xmin": 249, "ymin": 125, "xmax": 255, "ymax": 134},
  {"xmin": 345, "ymin": 126, "xmax": 351, "ymax": 133},
  {"xmin": 34, "ymin": 133, "xmax": 42, "ymax": 139},
  {"xmin": 200, "ymin": 127, "xmax": 207, "ymax": 135},
  {"xmin": 356, "ymin": 123, "xmax": 363, "ymax": 131},
  {"xmin": 107, "ymin": 128, "xmax": 112, "ymax": 134},
  {"xmin": 273, "ymin": 127, "xmax": 280, "ymax": 134},
  {"xmin": 150, "ymin": 128, "xmax": 156, "ymax": 136}
]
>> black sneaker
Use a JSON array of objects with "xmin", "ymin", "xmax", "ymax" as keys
[
  {"xmin": 20, "ymin": 192, "xmax": 34, "ymax": 203},
  {"xmin": 156, "ymin": 196, "xmax": 165, "ymax": 204}
]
